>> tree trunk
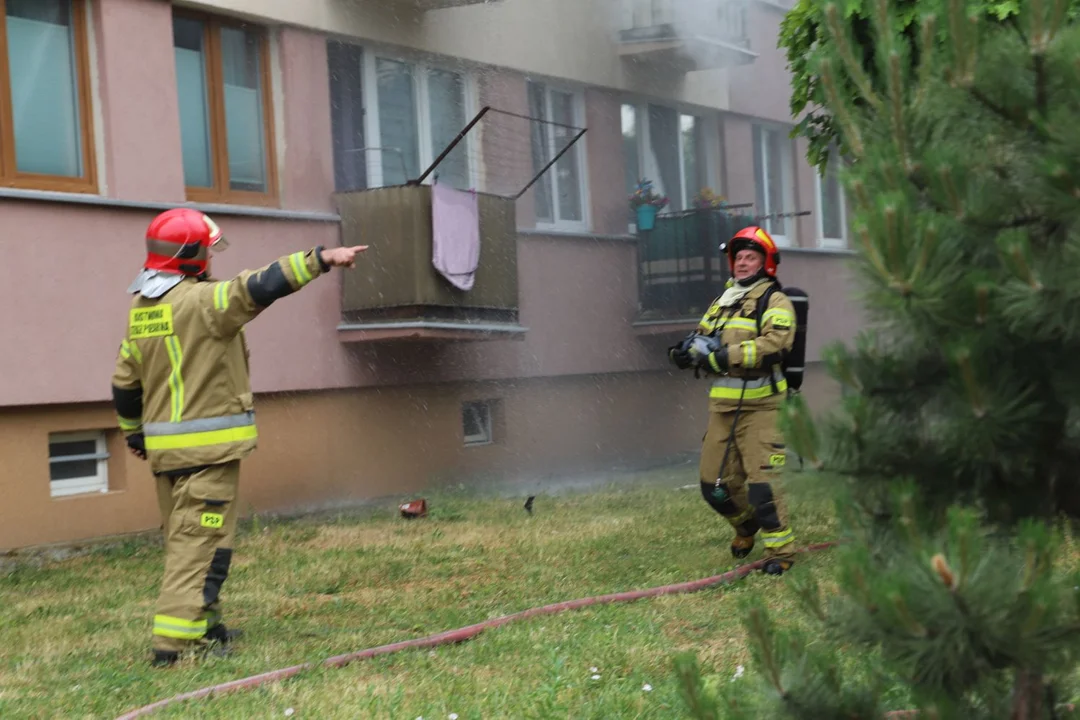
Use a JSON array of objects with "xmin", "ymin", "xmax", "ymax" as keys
[{"xmin": 1011, "ymin": 671, "xmax": 1047, "ymax": 720}]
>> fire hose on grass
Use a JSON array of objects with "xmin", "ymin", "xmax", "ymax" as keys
[
  {"xmin": 115, "ymin": 536, "xmax": 1075, "ymax": 720},
  {"xmin": 114, "ymin": 540, "xmax": 839, "ymax": 720}
]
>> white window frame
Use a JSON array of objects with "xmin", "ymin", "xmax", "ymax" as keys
[
  {"xmin": 527, "ymin": 79, "xmax": 590, "ymax": 232},
  {"xmin": 815, "ymin": 153, "xmax": 849, "ymax": 249},
  {"xmin": 622, "ymin": 100, "xmax": 720, "ymax": 227},
  {"xmin": 462, "ymin": 401, "xmax": 494, "ymax": 447},
  {"xmin": 49, "ymin": 431, "xmax": 109, "ymax": 498},
  {"xmin": 754, "ymin": 123, "xmax": 797, "ymax": 247},
  {"xmin": 361, "ymin": 50, "xmax": 479, "ymax": 190}
]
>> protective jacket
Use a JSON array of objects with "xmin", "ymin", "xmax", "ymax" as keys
[
  {"xmin": 112, "ymin": 248, "xmax": 330, "ymax": 475},
  {"xmin": 697, "ymin": 277, "xmax": 796, "ymax": 413}
]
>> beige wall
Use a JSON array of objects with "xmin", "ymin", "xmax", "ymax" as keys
[
  {"xmin": 2, "ymin": 371, "xmax": 712, "ymax": 551},
  {"xmin": 1, "ymin": 364, "xmax": 843, "ymax": 552}
]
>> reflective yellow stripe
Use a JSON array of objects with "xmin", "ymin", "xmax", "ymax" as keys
[
  {"xmin": 214, "ymin": 282, "xmax": 231, "ymax": 311},
  {"xmin": 762, "ymin": 308, "xmax": 793, "ymax": 324},
  {"xmin": 118, "ymin": 415, "xmax": 142, "ymax": 432},
  {"xmin": 120, "ymin": 339, "xmax": 143, "ymax": 364},
  {"xmin": 708, "ymin": 352, "xmax": 724, "ymax": 373},
  {"xmin": 710, "ymin": 376, "xmax": 787, "ymax": 400},
  {"xmin": 762, "ymin": 529, "xmax": 794, "ymax": 548},
  {"xmin": 164, "ymin": 336, "xmax": 185, "ymax": 423},
  {"xmin": 153, "ymin": 614, "xmax": 207, "ymax": 640},
  {"xmin": 144, "ymin": 424, "xmax": 258, "ymax": 451},
  {"xmin": 723, "ymin": 318, "xmax": 758, "ymax": 332},
  {"xmin": 741, "ymin": 341, "xmax": 757, "ymax": 368},
  {"xmin": 289, "ymin": 252, "xmax": 313, "ymax": 286}
]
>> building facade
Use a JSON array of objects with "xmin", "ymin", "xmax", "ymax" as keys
[{"xmin": 0, "ymin": 0, "xmax": 860, "ymax": 550}]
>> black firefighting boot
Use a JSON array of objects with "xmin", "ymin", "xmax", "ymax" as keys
[
  {"xmin": 206, "ymin": 623, "xmax": 243, "ymax": 645},
  {"xmin": 761, "ymin": 558, "xmax": 793, "ymax": 576},
  {"xmin": 151, "ymin": 650, "xmax": 180, "ymax": 668},
  {"xmin": 730, "ymin": 534, "xmax": 755, "ymax": 559}
]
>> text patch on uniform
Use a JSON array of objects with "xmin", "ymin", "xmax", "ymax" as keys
[
  {"xmin": 200, "ymin": 512, "xmax": 224, "ymax": 529},
  {"xmin": 769, "ymin": 453, "xmax": 787, "ymax": 467},
  {"xmin": 130, "ymin": 305, "xmax": 175, "ymax": 339},
  {"xmin": 772, "ymin": 315, "xmax": 792, "ymax": 329}
]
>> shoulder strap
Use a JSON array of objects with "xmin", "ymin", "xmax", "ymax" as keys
[{"xmin": 755, "ymin": 284, "xmax": 778, "ymax": 335}]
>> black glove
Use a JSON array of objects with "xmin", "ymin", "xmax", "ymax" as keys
[
  {"xmin": 126, "ymin": 432, "xmax": 147, "ymax": 460},
  {"xmin": 705, "ymin": 345, "xmax": 730, "ymax": 373},
  {"xmin": 668, "ymin": 345, "xmax": 693, "ymax": 369}
]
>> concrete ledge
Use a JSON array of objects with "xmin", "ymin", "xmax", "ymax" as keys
[
  {"xmin": 337, "ymin": 320, "xmax": 529, "ymax": 343},
  {"xmin": 518, "ymin": 228, "xmax": 637, "ymax": 243},
  {"xmin": 0, "ymin": 187, "xmax": 342, "ymax": 223}
]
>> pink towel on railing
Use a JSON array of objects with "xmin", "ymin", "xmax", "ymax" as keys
[{"xmin": 431, "ymin": 182, "xmax": 481, "ymax": 292}]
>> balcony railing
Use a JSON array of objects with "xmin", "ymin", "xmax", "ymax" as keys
[
  {"xmin": 635, "ymin": 207, "xmax": 758, "ymax": 325},
  {"xmin": 387, "ymin": 0, "xmax": 494, "ymax": 10},
  {"xmin": 618, "ymin": 0, "xmax": 756, "ymax": 71},
  {"xmin": 334, "ymin": 184, "xmax": 523, "ymax": 342}
]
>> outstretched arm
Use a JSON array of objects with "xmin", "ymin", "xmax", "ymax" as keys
[{"xmin": 200, "ymin": 245, "xmax": 368, "ymax": 339}]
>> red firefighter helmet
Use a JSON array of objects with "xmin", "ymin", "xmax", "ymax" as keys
[
  {"xmin": 722, "ymin": 225, "xmax": 780, "ymax": 277},
  {"xmin": 143, "ymin": 208, "xmax": 226, "ymax": 277}
]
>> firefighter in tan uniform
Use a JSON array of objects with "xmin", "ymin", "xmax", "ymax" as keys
[
  {"xmin": 668, "ymin": 226, "xmax": 797, "ymax": 575},
  {"xmin": 111, "ymin": 208, "xmax": 367, "ymax": 666}
]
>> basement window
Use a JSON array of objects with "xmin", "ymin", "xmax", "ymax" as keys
[
  {"xmin": 462, "ymin": 401, "xmax": 493, "ymax": 446},
  {"xmin": 49, "ymin": 431, "xmax": 109, "ymax": 498}
]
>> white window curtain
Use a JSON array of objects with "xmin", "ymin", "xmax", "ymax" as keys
[
  {"xmin": 427, "ymin": 69, "xmax": 469, "ymax": 190},
  {"xmin": 375, "ymin": 58, "xmax": 420, "ymax": 187}
]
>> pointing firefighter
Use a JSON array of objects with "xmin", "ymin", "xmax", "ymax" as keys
[
  {"xmin": 668, "ymin": 226, "xmax": 798, "ymax": 575},
  {"xmin": 111, "ymin": 208, "xmax": 367, "ymax": 666}
]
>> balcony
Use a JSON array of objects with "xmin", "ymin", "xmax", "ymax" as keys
[
  {"xmin": 392, "ymin": 0, "xmax": 494, "ymax": 9},
  {"xmin": 634, "ymin": 207, "xmax": 758, "ymax": 334},
  {"xmin": 334, "ymin": 185, "xmax": 524, "ymax": 343},
  {"xmin": 618, "ymin": 0, "xmax": 757, "ymax": 72}
]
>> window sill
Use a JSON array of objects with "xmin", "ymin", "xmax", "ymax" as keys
[
  {"xmin": 0, "ymin": 186, "xmax": 341, "ymax": 222},
  {"xmin": 788, "ymin": 244, "xmax": 855, "ymax": 257},
  {"xmin": 519, "ymin": 228, "xmax": 637, "ymax": 243}
]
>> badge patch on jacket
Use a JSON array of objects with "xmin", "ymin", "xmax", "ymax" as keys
[{"xmin": 130, "ymin": 304, "xmax": 174, "ymax": 339}]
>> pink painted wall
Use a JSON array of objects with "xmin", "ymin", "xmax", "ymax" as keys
[
  {"xmin": 721, "ymin": 117, "xmax": 756, "ymax": 207},
  {"xmin": 584, "ymin": 87, "xmax": 628, "ymax": 236},
  {"xmin": 728, "ymin": 3, "xmax": 801, "ymax": 124},
  {"xmin": 93, "ymin": 0, "xmax": 184, "ymax": 201},
  {"xmin": 0, "ymin": 0, "xmax": 861, "ymax": 410},
  {"xmin": 279, "ymin": 27, "xmax": 336, "ymax": 212},
  {"xmin": 476, "ymin": 69, "xmax": 536, "ymax": 228}
]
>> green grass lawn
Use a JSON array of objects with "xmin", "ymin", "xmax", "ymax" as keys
[{"xmin": 1, "ymin": 465, "xmax": 843, "ymax": 719}]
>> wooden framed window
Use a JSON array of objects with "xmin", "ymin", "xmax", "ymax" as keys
[
  {"xmin": 0, "ymin": 0, "xmax": 97, "ymax": 192},
  {"xmin": 172, "ymin": 11, "xmax": 277, "ymax": 205}
]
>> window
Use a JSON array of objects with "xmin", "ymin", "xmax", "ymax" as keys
[
  {"xmin": 753, "ymin": 124, "xmax": 796, "ymax": 246},
  {"xmin": 622, "ymin": 102, "xmax": 709, "ymax": 215},
  {"xmin": 529, "ymin": 80, "xmax": 587, "ymax": 229},
  {"xmin": 0, "ymin": 0, "xmax": 96, "ymax": 191},
  {"xmin": 462, "ymin": 401, "xmax": 493, "ymax": 446},
  {"xmin": 173, "ymin": 11, "xmax": 277, "ymax": 204},
  {"xmin": 49, "ymin": 431, "xmax": 109, "ymax": 498},
  {"xmin": 816, "ymin": 147, "xmax": 850, "ymax": 248},
  {"xmin": 356, "ymin": 52, "xmax": 473, "ymax": 191}
]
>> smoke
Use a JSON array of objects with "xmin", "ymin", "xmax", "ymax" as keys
[{"xmin": 618, "ymin": 0, "xmax": 753, "ymax": 73}]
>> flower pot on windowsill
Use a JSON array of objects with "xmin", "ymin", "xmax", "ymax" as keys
[{"xmin": 636, "ymin": 204, "xmax": 658, "ymax": 231}]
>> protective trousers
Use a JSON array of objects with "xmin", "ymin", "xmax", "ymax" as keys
[
  {"xmin": 698, "ymin": 408, "xmax": 795, "ymax": 561},
  {"xmin": 152, "ymin": 461, "xmax": 240, "ymax": 653}
]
